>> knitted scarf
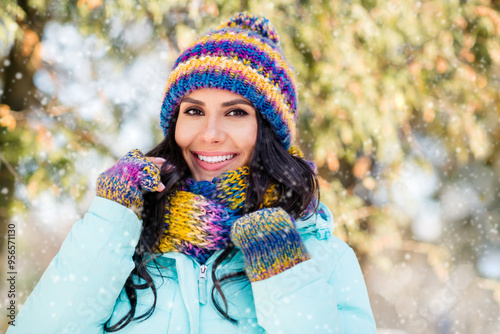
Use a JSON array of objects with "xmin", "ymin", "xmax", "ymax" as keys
[{"xmin": 157, "ymin": 166, "xmax": 281, "ymax": 263}]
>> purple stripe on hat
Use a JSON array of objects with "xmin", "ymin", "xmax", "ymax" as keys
[{"xmin": 173, "ymin": 34, "xmax": 297, "ymax": 110}]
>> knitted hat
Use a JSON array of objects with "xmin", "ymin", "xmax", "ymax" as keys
[{"xmin": 160, "ymin": 12, "xmax": 298, "ymax": 149}]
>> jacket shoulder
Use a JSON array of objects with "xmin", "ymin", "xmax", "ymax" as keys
[
  {"xmin": 297, "ymin": 201, "xmax": 350, "ymax": 253},
  {"xmin": 298, "ymin": 202, "xmax": 354, "ymax": 276}
]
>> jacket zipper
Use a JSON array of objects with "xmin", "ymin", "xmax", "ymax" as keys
[{"xmin": 198, "ymin": 264, "xmax": 208, "ymax": 305}]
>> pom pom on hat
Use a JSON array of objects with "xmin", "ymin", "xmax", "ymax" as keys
[
  {"xmin": 217, "ymin": 12, "xmax": 281, "ymax": 46},
  {"xmin": 160, "ymin": 12, "xmax": 298, "ymax": 149}
]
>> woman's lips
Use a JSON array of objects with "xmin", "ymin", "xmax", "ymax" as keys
[{"xmin": 191, "ymin": 152, "xmax": 239, "ymax": 171}]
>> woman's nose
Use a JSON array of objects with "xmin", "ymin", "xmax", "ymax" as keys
[{"xmin": 200, "ymin": 117, "xmax": 226, "ymax": 143}]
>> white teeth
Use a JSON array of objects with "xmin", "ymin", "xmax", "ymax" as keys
[{"xmin": 197, "ymin": 154, "xmax": 235, "ymax": 163}]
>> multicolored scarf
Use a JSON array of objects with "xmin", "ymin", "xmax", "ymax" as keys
[
  {"xmin": 157, "ymin": 144, "xmax": 318, "ymax": 264},
  {"xmin": 157, "ymin": 166, "xmax": 280, "ymax": 263}
]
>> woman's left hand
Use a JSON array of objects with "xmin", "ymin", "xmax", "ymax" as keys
[{"xmin": 230, "ymin": 207, "xmax": 310, "ymax": 282}]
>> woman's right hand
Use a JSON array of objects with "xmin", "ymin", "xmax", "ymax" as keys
[{"xmin": 96, "ymin": 149, "xmax": 166, "ymax": 217}]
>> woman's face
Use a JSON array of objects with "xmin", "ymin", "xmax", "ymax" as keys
[{"xmin": 175, "ymin": 88, "xmax": 258, "ymax": 181}]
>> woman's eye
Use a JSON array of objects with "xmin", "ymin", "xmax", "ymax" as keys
[
  {"xmin": 227, "ymin": 109, "xmax": 248, "ymax": 116},
  {"xmin": 184, "ymin": 108, "xmax": 203, "ymax": 116}
]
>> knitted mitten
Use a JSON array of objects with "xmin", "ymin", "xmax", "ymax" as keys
[
  {"xmin": 96, "ymin": 149, "xmax": 163, "ymax": 216},
  {"xmin": 230, "ymin": 207, "xmax": 310, "ymax": 282}
]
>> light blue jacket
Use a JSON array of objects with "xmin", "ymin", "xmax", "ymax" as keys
[{"xmin": 8, "ymin": 197, "xmax": 376, "ymax": 333}]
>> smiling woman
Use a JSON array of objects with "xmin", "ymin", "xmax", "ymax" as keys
[
  {"xmin": 8, "ymin": 12, "xmax": 376, "ymax": 334},
  {"xmin": 175, "ymin": 89, "xmax": 258, "ymax": 181}
]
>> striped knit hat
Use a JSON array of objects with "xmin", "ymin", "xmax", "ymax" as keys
[{"xmin": 160, "ymin": 12, "xmax": 298, "ymax": 149}]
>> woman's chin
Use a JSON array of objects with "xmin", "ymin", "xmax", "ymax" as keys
[{"xmin": 194, "ymin": 168, "xmax": 237, "ymax": 181}]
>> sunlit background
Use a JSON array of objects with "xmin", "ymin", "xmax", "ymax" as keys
[{"xmin": 1, "ymin": 1, "xmax": 500, "ymax": 333}]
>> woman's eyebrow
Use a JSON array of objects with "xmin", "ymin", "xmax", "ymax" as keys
[
  {"xmin": 221, "ymin": 99, "xmax": 253, "ymax": 107},
  {"xmin": 181, "ymin": 97, "xmax": 205, "ymax": 106}
]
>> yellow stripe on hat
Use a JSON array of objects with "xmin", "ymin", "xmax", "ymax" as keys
[{"xmin": 189, "ymin": 30, "xmax": 297, "ymax": 91}]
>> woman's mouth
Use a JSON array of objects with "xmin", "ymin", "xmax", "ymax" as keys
[
  {"xmin": 191, "ymin": 152, "xmax": 239, "ymax": 172},
  {"xmin": 195, "ymin": 154, "xmax": 236, "ymax": 163}
]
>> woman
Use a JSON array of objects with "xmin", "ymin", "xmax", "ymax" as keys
[{"xmin": 8, "ymin": 13, "xmax": 376, "ymax": 333}]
